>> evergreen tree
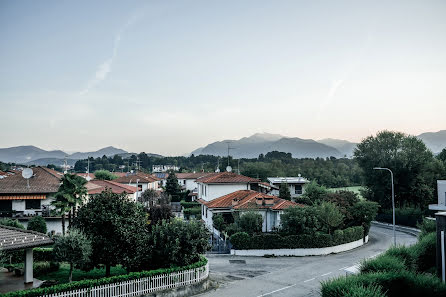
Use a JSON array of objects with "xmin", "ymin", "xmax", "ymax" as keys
[{"xmin": 279, "ymin": 182, "xmax": 291, "ymax": 200}]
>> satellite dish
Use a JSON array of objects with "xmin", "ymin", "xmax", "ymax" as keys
[
  {"xmin": 86, "ymin": 176, "xmax": 92, "ymax": 181},
  {"xmin": 22, "ymin": 168, "xmax": 33, "ymax": 179},
  {"xmin": 226, "ymin": 166, "xmax": 232, "ymax": 172}
]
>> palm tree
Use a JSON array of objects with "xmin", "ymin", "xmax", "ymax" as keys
[{"xmin": 51, "ymin": 193, "xmax": 70, "ymax": 235}]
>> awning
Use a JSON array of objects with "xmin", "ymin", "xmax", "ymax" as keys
[{"xmin": 0, "ymin": 194, "xmax": 47, "ymax": 200}]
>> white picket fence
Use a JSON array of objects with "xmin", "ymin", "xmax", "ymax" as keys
[{"xmin": 43, "ymin": 262, "xmax": 209, "ymax": 297}]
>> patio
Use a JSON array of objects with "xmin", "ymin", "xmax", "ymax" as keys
[{"xmin": 0, "ymin": 268, "xmax": 43, "ymax": 294}]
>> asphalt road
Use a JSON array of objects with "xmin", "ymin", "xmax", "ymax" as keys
[{"xmin": 196, "ymin": 225, "xmax": 417, "ymax": 297}]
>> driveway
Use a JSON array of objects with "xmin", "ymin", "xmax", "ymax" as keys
[{"xmin": 197, "ymin": 225, "xmax": 417, "ymax": 297}]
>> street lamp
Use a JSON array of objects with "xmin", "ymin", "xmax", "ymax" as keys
[{"xmin": 373, "ymin": 167, "xmax": 396, "ymax": 245}]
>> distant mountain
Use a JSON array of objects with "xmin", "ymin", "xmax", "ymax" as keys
[
  {"xmin": 417, "ymin": 130, "xmax": 446, "ymax": 153},
  {"xmin": 0, "ymin": 145, "xmax": 129, "ymax": 164},
  {"xmin": 69, "ymin": 146, "xmax": 127, "ymax": 159},
  {"xmin": 0, "ymin": 146, "xmax": 67, "ymax": 164},
  {"xmin": 317, "ymin": 138, "xmax": 357, "ymax": 157},
  {"xmin": 190, "ymin": 133, "xmax": 342, "ymax": 158}
]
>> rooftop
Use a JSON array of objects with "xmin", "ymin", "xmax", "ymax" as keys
[
  {"xmin": 176, "ymin": 172, "xmax": 213, "ymax": 179},
  {"xmin": 87, "ymin": 180, "xmax": 138, "ymax": 194},
  {"xmin": 199, "ymin": 190, "xmax": 302, "ymax": 210},
  {"xmin": 114, "ymin": 172, "xmax": 160, "ymax": 184},
  {"xmin": 0, "ymin": 167, "xmax": 62, "ymax": 194},
  {"xmin": 196, "ymin": 172, "xmax": 260, "ymax": 184},
  {"xmin": 267, "ymin": 176, "xmax": 310, "ymax": 184},
  {"xmin": 0, "ymin": 225, "xmax": 53, "ymax": 251}
]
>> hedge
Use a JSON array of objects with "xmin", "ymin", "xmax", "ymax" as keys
[
  {"xmin": 230, "ymin": 226, "xmax": 363, "ymax": 250},
  {"xmin": 3, "ymin": 257, "xmax": 208, "ymax": 297},
  {"xmin": 321, "ymin": 270, "xmax": 446, "ymax": 297},
  {"xmin": 376, "ymin": 207, "xmax": 424, "ymax": 228},
  {"xmin": 360, "ymin": 254, "xmax": 407, "ymax": 274},
  {"xmin": 180, "ymin": 201, "xmax": 201, "ymax": 209}
]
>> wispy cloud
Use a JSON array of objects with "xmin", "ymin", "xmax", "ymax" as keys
[{"xmin": 80, "ymin": 12, "xmax": 144, "ymax": 96}]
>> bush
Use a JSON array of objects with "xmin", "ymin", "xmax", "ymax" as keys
[
  {"xmin": 230, "ymin": 232, "xmax": 251, "ymax": 249},
  {"xmin": 412, "ymin": 232, "xmax": 436, "ymax": 273},
  {"xmin": 0, "ymin": 218, "xmax": 25, "ymax": 229},
  {"xmin": 321, "ymin": 270, "xmax": 446, "ymax": 297},
  {"xmin": 34, "ymin": 261, "xmax": 60, "ymax": 277},
  {"xmin": 183, "ymin": 207, "xmax": 201, "ymax": 217},
  {"xmin": 384, "ymin": 245, "xmax": 414, "ymax": 270},
  {"xmin": 27, "ymin": 216, "xmax": 47, "ymax": 234},
  {"xmin": 93, "ymin": 170, "xmax": 117, "ymax": 180},
  {"xmin": 360, "ymin": 255, "xmax": 406, "ymax": 273},
  {"xmin": 237, "ymin": 212, "xmax": 263, "ymax": 234},
  {"xmin": 34, "ymin": 248, "xmax": 54, "ymax": 262},
  {"xmin": 180, "ymin": 201, "xmax": 200, "ymax": 209},
  {"xmin": 341, "ymin": 284, "xmax": 386, "ymax": 297},
  {"xmin": 280, "ymin": 206, "xmax": 321, "ymax": 235},
  {"xmin": 417, "ymin": 218, "xmax": 436, "ymax": 240},
  {"xmin": 376, "ymin": 207, "xmax": 423, "ymax": 228}
]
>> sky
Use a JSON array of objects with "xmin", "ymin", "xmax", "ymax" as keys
[{"xmin": 1, "ymin": 0, "xmax": 445, "ymax": 156}]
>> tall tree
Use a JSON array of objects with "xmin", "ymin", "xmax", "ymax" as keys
[
  {"xmin": 165, "ymin": 170, "xmax": 181, "ymax": 201},
  {"xmin": 279, "ymin": 182, "xmax": 291, "ymax": 201},
  {"xmin": 317, "ymin": 201, "xmax": 344, "ymax": 234},
  {"xmin": 354, "ymin": 131, "xmax": 445, "ymax": 209}
]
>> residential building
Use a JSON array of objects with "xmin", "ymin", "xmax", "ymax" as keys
[
  {"xmin": 152, "ymin": 165, "xmax": 179, "ymax": 173},
  {"xmin": 267, "ymin": 175, "xmax": 310, "ymax": 198},
  {"xmin": 429, "ymin": 180, "xmax": 446, "ymax": 211},
  {"xmin": 176, "ymin": 172, "xmax": 213, "ymax": 193},
  {"xmin": 152, "ymin": 172, "xmax": 168, "ymax": 187},
  {"xmin": 199, "ymin": 190, "xmax": 300, "ymax": 233},
  {"xmin": 85, "ymin": 180, "xmax": 138, "ymax": 202},
  {"xmin": 114, "ymin": 172, "xmax": 160, "ymax": 199},
  {"xmin": 196, "ymin": 172, "xmax": 261, "ymax": 202},
  {"xmin": 0, "ymin": 167, "xmax": 62, "ymax": 218}
]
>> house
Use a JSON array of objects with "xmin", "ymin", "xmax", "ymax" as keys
[
  {"xmin": 75, "ymin": 172, "xmax": 95, "ymax": 180},
  {"xmin": 198, "ymin": 190, "xmax": 300, "ymax": 233},
  {"xmin": 152, "ymin": 165, "xmax": 179, "ymax": 173},
  {"xmin": 152, "ymin": 172, "xmax": 168, "ymax": 187},
  {"xmin": 429, "ymin": 180, "xmax": 446, "ymax": 211},
  {"xmin": 267, "ymin": 175, "xmax": 310, "ymax": 199},
  {"xmin": 0, "ymin": 167, "xmax": 62, "ymax": 218},
  {"xmin": 196, "ymin": 171, "xmax": 261, "ymax": 202},
  {"xmin": 113, "ymin": 172, "xmax": 160, "ymax": 200},
  {"xmin": 85, "ymin": 180, "xmax": 138, "ymax": 202},
  {"xmin": 176, "ymin": 172, "xmax": 213, "ymax": 193}
]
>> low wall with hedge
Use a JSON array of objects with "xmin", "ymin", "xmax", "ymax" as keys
[{"xmin": 230, "ymin": 226, "xmax": 365, "ymax": 256}]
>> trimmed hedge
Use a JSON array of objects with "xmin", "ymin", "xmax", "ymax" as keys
[
  {"xmin": 360, "ymin": 254, "xmax": 406, "ymax": 273},
  {"xmin": 230, "ymin": 226, "xmax": 363, "ymax": 250},
  {"xmin": 3, "ymin": 257, "xmax": 208, "ymax": 297},
  {"xmin": 376, "ymin": 207, "xmax": 423, "ymax": 228},
  {"xmin": 321, "ymin": 270, "xmax": 446, "ymax": 297},
  {"xmin": 180, "ymin": 201, "xmax": 201, "ymax": 209}
]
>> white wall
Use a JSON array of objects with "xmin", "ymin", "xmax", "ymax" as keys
[
  {"xmin": 270, "ymin": 183, "xmax": 307, "ymax": 198},
  {"xmin": 10, "ymin": 196, "xmax": 55, "ymax": 216},
  {"xmin": 198, "ymin": 183, "xmax": 250, "ymax": 201},
  {"xmin": 438, "ymin": 180, "xmax": 446, "ymax": 206}
]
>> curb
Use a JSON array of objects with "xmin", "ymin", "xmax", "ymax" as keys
[{"xmin": 371, "ymin": 221, "xmax": 420, "ymax": 237}]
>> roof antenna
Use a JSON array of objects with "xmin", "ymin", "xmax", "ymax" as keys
[
  {"xmin": 226, "ymin": 142, "xmax": 234, "ymax": 172},
  {"xmin": 86, "ymin": 157, "xmax": 91, "ymax": 181},
  {"xmin": 215, "ymin": 158, "xmax": 220, "ymax": 173}
]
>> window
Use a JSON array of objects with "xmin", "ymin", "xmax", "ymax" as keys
[
  {"xmin": 26, "ymin": 199, "xmax": 41, "ymax": 210},
  {"xmin": 295, "ymin": 185, "xmax": 302, "ymax": 195}
]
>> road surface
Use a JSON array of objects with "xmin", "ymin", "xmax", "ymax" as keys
[{"xmin": 197, "ymin": 225, "xmax": 417, "ymax": 297}]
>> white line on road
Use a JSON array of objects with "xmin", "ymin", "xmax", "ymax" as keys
[
  {"xmin": 303, "ymin": 278, "xmax": 315, "ymax": 283},
  {"xmin": 321, "ymin": 272, "xmax": 332, "ymax": 277},
  {"xmin": 256, "ymin": 284, "xmax": 297, "ymax": 297},
  {"xmin": 339, "ymin": 266, "xmax": 349, "ymax": 270}
]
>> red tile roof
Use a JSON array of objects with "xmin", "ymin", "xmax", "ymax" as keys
[
  {"xmin": 114, "ymin": 172, "xmax": 160, "ymax": 184},
  {"xmin": 76, "ymin": 173, "xmax": 96, "ymax": 179},
  {"xmin": 0, "ymin": 167, "xmax": 62, "ymax": 194},
  {"xmin": 199, "ymin": 190, "xmax": 303, "ymax": 211},
  {"xmin": 176, "ymin": 172, "xmax": 213, "ymax": 179},
  {"xmin": 87, "ymin": 180, "xmax": 137, "ymax": 194},
  {"xmin": 196, "ymin": 172, "xmax": 260, "ymax": 184}
]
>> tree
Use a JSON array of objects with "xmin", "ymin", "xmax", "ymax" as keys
[
  {"xmin": 317, "ymin": 202, "xmax": 344, "ymax": 234},
  {"xmin": 349, "ymin": 200, "xmax": 379, "ymax": 236},
  {"xmin": 53, "ymin": 229, "xmax": 92, "ymax": 282},
  {"xmin": 280, "ymin": 206, "xmax": 321, "ymax": 235},
  {"xmin": 324, "ymin": 190, "xmax": 360, "ymax": 222},
  {"xmin": 301, "ymin": 181, "xmax": 328, "ymax": 204},
  {"xmin": 72, "ymin": 190, "xmax": 148, "ymax": 275},
  {"xmin": 437, "ymin": 148, "xmax": 446, "ymax": 164},
  {"xmin": 147, "ymin": 204, "xmax": 173, "ymax": 227},
  {"xmin": 279, "ymin": 182, "xmax": 291, "ymax": 201},
  {"xmin": 94, "ymin": 170, "xmax": 117, "ymax": 180},
  {"xmin": 27, "ymin": 216, "xmax": 47, "ymax": 234},
  {"xmin": 213, "ymin": 214, "xmax": 225, "ymax": 232},
  {"xmin": 138, "ymin": 189, "xmax": 159, "ymax": 208},
  {"xmin": 236, "ymin": 212, "xmax": 263, "ymax": 234},
  {"xmin": 165, "ymin": 171, "xmax": 181, "ymax": 201},
  {"xmin": 354, "ymin": 131, "xmax": 445, "ymax": 209}
]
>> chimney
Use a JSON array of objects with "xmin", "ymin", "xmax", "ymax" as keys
[
  {"xmin": 232, "ymin": 199, "xmax": 239, "ymax": 206},
  {"xmin": 256, "ymin": 197, "xmax": 263, "ymax": 206}
]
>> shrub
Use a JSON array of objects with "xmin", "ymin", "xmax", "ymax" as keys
[
  {"xmin": 27, "ymin": 216, "xmax": 47, "ymax": 234},
  {"xmin": 322, "ymin": 270, "xmax": 446, "ymax": 297},
  {"xmin": 0, "ymin": 218, "xmax": 25, "ymax": 229},
  {"xmin": 360, "ymin": 255, "xmax": 406, "ymax": 273},
  {"xmin": 280, "ymin": 206, "xmax": 321, "ymax": 235},
  {"xmin": 183, "ymin": 207, "xmax": 201, "ymax": 217},
  {"xmin": 93, "ymin": 170, "xmax": 117, "ymax": 180},
  {"xmin": 34, "ymin": 248, "xmax": 54, "ymax": 262},
  {"xmin": 224, "ymin": 223, "xmax": 241, "ymax": 237},
  {"xmin": 417, "ymin": 218, "xmax": 436, "ymax": 240},
  {"xmin": 34, "ymin": 261, "xmax": 60, "ymax": 277},
  {"xmin": 341, "ymin": 284, "xmax": 386, "ymax": 297},
  {"xmin": 230, "ymin": 232, "xmax": 251, "ymax": 249},
  {"xmin": 412, "ymin": 232, "xmax": 436, "ymax": 273},
  {"xmin": 332, "ymin": 229, "xmax": 344, "ymax": 246},
  {"xmin": 384, "ymin": 245, "xmax": 414, "ymax": 270},
  {"xmin": 237, "ymin": 212, "xmax": 263, "ymax": 234},
  {"xmin": 376, "ymin": 207, "xmax": 423, "ymax": 228},
  {"xmin": 180, "ymin": 201, "xmax": 201, "ymax": 209}
]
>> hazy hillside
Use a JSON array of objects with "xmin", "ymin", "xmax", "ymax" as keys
[
  {"xmin": 417, "ymin": 130, "xmax": 446, "ymax": 153},
  {"xmin": 0, "ymin": 146, "xmax": 67, "ymax": 164},
  {"xmin": 25, "ymin": 158, "xmax": 78, "ymax": 167},
  {"xmin": 69, "ymin": 146, "xmax": 127, "ymax": 159},
  {"xmin": 317, "ymin": 138, "xmax": 357, "ymax": 157}
]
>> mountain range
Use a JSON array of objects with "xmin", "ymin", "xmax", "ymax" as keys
[{"xmin": 190, "ymin": 130, "xmax": 446, "ymax": 159}]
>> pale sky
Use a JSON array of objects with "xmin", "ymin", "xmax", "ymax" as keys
[{"xmin": 1, "ymin": 0, "xmax": 445, "ymax": 156}]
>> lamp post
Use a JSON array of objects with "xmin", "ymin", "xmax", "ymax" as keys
[{"xmin": 373, "ymin": 167, "xmax": 396, "ymax": 245}]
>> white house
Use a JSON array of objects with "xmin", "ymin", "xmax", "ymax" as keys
[
  {"xmin": 176, "ymin": 172, "xmax": 213, "ymax": 192},
  {"xmin": 114, "ymin": 172, "xmax": 160, "ymax": 200},
  {"xmin": 198, "ymin": 190, "xmax": 300, "ymax": 233},
  {"xmin": 152, "ymin": 165, "xmax": 179, "ymax": 173},
  {"xmin": 196, "ymin": 172, "xmax": 261, "ymax": 202},
  {"xmin": 429, "ymin": 180, "xmax": 446, "ymax": 211},
  {"xmin": 267, "ymin": 176, "xmax": 310, "ymax": 199}
]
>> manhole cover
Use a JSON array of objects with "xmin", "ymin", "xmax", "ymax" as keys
[{"xmin": 229, "ymin": 259, "xmax": 246, "ymax": 264}]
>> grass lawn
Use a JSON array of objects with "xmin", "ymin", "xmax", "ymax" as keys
[
  {"xmin": 328, "ymin": 186, "xmax": 364, "ymax": 199},
  {"xmin": 38, "ymin": 263, "xmax": 128, "ymax": 284}
]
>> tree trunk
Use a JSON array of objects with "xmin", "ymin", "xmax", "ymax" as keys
[
  {"xmin": 106, "ymin": 263, "xmax": 111, "ymax": 277},
  {"xmin": 68, "ymin": 210, "xmax": 72, "ymax": 229},
  {"xmin": 69, "ymin": 262, "xmax": 73, "ymax": 283},
  {"xmin": 61, "ymin": 213, "xmax": 66, "ymax": 236}
]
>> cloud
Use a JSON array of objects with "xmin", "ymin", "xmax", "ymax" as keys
[{"xmin": 79, "ymin": 12, "xmax": 144, "ymax": 96}]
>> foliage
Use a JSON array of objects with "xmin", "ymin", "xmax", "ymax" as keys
[
  {"xmin": 417, "ymin": 218, "xmax": 436, "ymax": 240},
  {"xmin": 183, "ymin": 206, "xmax": 201, "ymax": 217},
  {"xmin": 279, "ymin": 182, "xmax": 291, "ymax": 200},
  {"xmin": 27, "ymin": 216, "xmax": 47, "ymax": 234},
  {"xmin": 324, "ymin": 190, "xmax": 360, "ymax": 221},
  {"xmin": 437, "ymin": 148, "xmax": 446, "ymax": 164},
  {"xmin": 165, "ymin": 171, "xmax": 181, "ymax": 201},
  {"xmin": 236, "ymin": 211, "xmax": 263, "ymax": 234},
  {"xmin": 33, "ymin": 248, "xmax": 54, "ymax": 262},
  {"xmin": 301, "ymin": 181, "xmax": 329, "ymax": 203},
  {"xmin": 93, "ymin": 170, "xmax": 117, "ymax": 180},
  {"xmin": 53, "ymin": 229, "xmax": 92, "ymax": 282},
  {"xmin": 138, "ymin": 189, "xmax": 159, "ymax": 207},
  {"xmin": 213, "ymin": 214, "xmax": 225, "ymax": 232},
  {"xmin": 411, "ymin": 232, "xmax": 436, "ymax": 273},
  {"xmin": 384, "ymin": 245, "xmax": 414, "ymax": 270},
  {"xmin": 338, "ymin": 284, "xmax": 387, "ymax": 297},
  {"xmin": 0, "ymin": 218, "xmax": 25, "ymax": 229},
  {"xmin": 147, "ymin": 204, "xmax": 173, "ymax": 226},
  {"xmin": 318, "ymin": 202, "xmax": 344, "ymax": 234},
  {"xmin": 72, "ymin": 190, "xmax": 148, "ymax": 275},
  {"xmin": 348, "ymin": 200, "xmax": 379, "ymax": 235},
  {"xmin": 376, "ymin": 207, "xmax": 423, "ymax": 228},
  {"xmin": 360, "ymin": 254, "xmax": 407, "ymax": 273},
  {"xmin": 145, "ymin": 219, "xmax": 210, "ymax": 269},
  {"xmin": 354, "ymin": 130, "xmax": 446, "ymax": 209},
  {"xmin": 280, "ymin": 206, "xmax": 321, "ymax": 235},
  {"xmin": 3, "ymin": 257, "xmax": 208, "ymax": 297},
  {"xmin": 230, "ymin": 226, "xmax": 363, "ymax": 250},
  {"xmin": 321, "ymin": 270, "xmax": 446, "ymax": 297},
  {"xmin": 33, "ymin": 261, "xmax": 60, "ymax": 277}
]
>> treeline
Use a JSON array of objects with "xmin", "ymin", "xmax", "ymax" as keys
[{"xmin": 73, "ymin": 151, "xmax": 362, "ymax": 188}]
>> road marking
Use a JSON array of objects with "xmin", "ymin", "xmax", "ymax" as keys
[
  {"xmin": 256, "ymin": 284, "xmax": 297, "ymax": 297},
  {"xmin": 303, "ymin": 278, "xmax": 315, "ymax": 282},
  {"xmin": 339, "ymin": 266, "xmax": 349, "ymax": 270},
  {"xmin": 321, "ymin": 272, "xmax": 332, "ymax": 277}
]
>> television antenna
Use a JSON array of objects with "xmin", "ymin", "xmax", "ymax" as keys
[
  {"xmin": 225, "ymin": 142, "xmax": 235, "ymax": 168},
  {"xmin": 22, "ymin": 168, "xmax": 33, "ymax": 188}
]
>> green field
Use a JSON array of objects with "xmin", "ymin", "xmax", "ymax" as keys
[{"xmin": 328, "ymin": 186, "xmax": 364, "ymax": 199}]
